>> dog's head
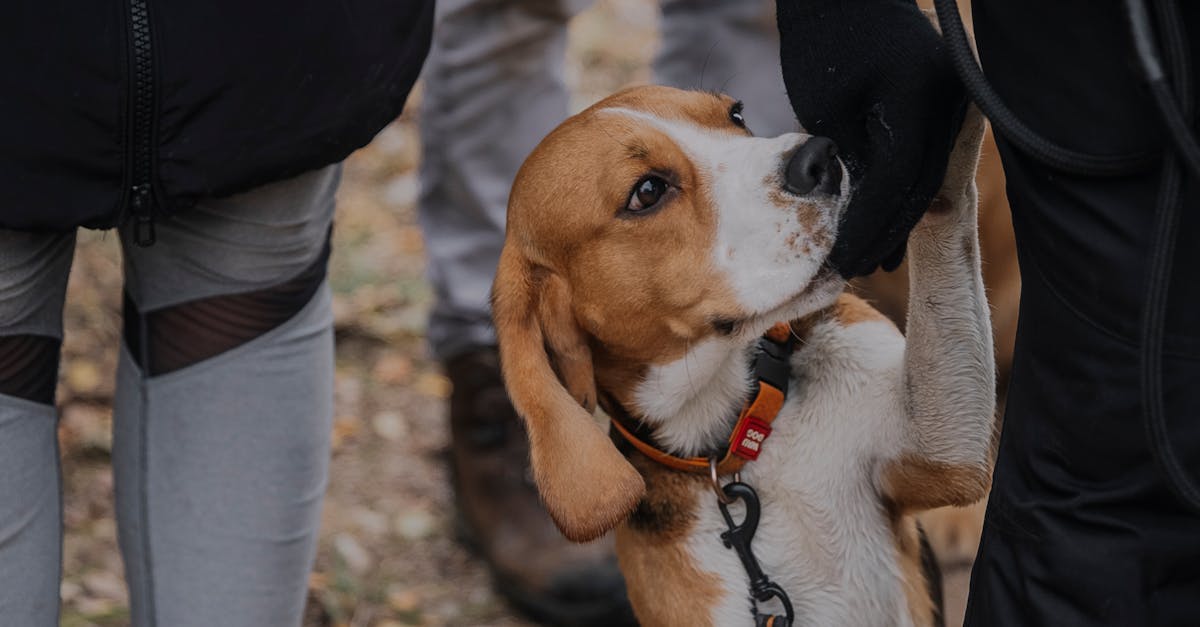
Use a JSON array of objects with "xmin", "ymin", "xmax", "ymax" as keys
[{"xmin": 492, "ymin": 86, "xmax": 849, "ymax": 541}]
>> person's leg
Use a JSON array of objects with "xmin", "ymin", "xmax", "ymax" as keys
[
  {"xmin": 417, "ymin": 1, "xmax": 634, "ymax": 624},
  {"xmin": 655, "ymin": 0, "xmax": 797, "ymax": 138},
  {"xmin": 0, "ymin": 229, "xmax": 75, "ymax": 625},
  {"xmin": 113, "ymin": 165, "xmax": 338, "ymax": 627},
  {"xmin": 965, "ymin": 2, "xmax": 1200, "ymax": 625},
  {"xmin": 419, "ymin": 0, "xmax": 590, "ymax": 358}
]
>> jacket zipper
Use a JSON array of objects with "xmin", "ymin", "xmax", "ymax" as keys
[{"xmin": 127, "ymin": 0, "xmax": 157, "ymax": 246}]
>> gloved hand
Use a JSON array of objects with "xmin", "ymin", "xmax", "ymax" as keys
[{"xmin": 777, "ymin": 0, "xmax": 967, "ymax": 277}]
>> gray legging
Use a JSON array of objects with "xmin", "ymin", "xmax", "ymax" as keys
[{"xmin": 0, "ymin": 164, "xmax": 340, "ymax": 626}]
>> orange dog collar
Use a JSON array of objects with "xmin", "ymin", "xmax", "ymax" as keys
[{"xmin": 608, "ymin": 322, "xmax": 795, "ymax": 476}]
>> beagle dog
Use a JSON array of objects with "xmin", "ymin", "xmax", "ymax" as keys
[{"xmin": 492, "ymin": 85, "xmax": 993, "ymax": 626}]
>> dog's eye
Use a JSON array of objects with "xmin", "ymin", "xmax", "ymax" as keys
[
  {"xmin": 730, "ymin": 101, "xmax": 746, "ymax": 128},
  {"xmin": 626, "ymin": 176, "xmax": 669, "ymax": 213}
]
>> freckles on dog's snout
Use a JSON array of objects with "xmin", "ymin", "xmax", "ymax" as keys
[{"xmin": 784, "ymin": 137, "xmax": 842, "ymax": 197}]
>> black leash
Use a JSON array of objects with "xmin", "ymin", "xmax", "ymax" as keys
[
  {"xmin": 933, "ymin": 0, "xmax": 1156, "ymax": 176},
  {"xmin": 1127, "ymin": 0, "xmax": 1200, "ymax": 179},
  {"xmin": 1131, "ymin": 0, "xmax": 1200, "ymax": 513},
  {"xmin": 933, "ymin": 0, "xmax": 1200, "ymax": 515}
]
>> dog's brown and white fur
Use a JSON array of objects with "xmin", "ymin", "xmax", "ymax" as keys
[{"xmin": 493, "ymin": 84, "xmax": 993, "ymax": 626}]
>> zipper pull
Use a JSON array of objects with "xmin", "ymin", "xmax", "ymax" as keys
[{"xmin": 130, "ymin": 183, "xmax": 157, "ymax": 246}]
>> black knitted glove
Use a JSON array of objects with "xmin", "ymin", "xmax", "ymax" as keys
[{"xmin": 777, "ymin": 0, "xmax": 967, "ymax": 277}]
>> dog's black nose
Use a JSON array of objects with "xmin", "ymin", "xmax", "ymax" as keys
[{"xmin": 784, "ymin": 136, "xmax": 842, "ymax": 196}]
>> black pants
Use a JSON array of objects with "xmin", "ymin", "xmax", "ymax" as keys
[{"xmin": 965, "ymin": 1, "xmax": 1200, "ymax": 624}]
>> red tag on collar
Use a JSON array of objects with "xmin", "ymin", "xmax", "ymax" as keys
[{"xmin": 731, "ymin": 415, "xmax": 772, "ymax": 461}]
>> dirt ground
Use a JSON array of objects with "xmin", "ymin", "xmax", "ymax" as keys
[{"xmin": 54, "ymin": 2, "xmax": 973, "ymax": 625}]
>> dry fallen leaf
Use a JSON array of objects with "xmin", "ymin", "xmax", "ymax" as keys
[
  {"xmin": 332, "ymin": 533, "xmax": 371, "ymax": 575},
  {"xmin": 350, "ymin": 507, "xmax": 389, "ymax": 538},
  {"xmin": 386, "ymin": 585, "xmax": 421, "ymax": 613},
  {"xmin": 394, "ymin": 509, "xmax": 436, "ymax": 542},
  {"xmin": 64, "ymin": 360, "xmax": 103, "ymax": 396},
  {"xmin": 81, "ymin": 570, "xmax": 127, "ymax": 601},
  {"xmin": 73, "ymin": 596, "xmax": 116, "ymax": 617},
  {"xmin": 60, "ymin": 579, "xmax": 83, "ymax": 603},
  {"xmin": 59, "ymin": 403, "xmax": 113, "ymax": 455},
  {"xmin": 371, "ymin": 411, "xmax": 407, "ymax": 442},
  {"xmin": 331, "ymin": 415, "xmax": 362, "ymax": 450},
  {"xmin": 372, "ymin": 353, "xmax": 414, "ymax": 386},
  {"xmin": 414, "ymin": 373, "xmax": 451, "ymax": 399}
]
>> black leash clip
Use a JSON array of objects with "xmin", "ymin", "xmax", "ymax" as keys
[{"xmin": 716, "ymin": 481, "xmax": 795, "ymax": 627}]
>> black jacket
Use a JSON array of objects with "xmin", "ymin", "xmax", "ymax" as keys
[{"xmin": 1, "ymin": 0, "xmax": 434, "ymax": 236}]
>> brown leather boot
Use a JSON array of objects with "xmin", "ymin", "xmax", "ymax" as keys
[{"xmin": 445, "ymin": 348, "xmax": 637, "ymax": 626}]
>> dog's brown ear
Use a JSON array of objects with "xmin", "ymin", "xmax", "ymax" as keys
[
  {"xmin": 492, "ymin": 244, "xmax": 645, "ymax": 542},
  {"xmin": 538, "ymin": 273, "xmax": 599, "ymax": 411}
]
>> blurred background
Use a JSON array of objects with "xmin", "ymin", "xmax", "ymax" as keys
[{"xmin": 54, "ymin": 1, "xmax": 1011, "ymax": 626}]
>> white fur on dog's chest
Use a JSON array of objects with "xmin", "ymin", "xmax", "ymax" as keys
[{"xmin": 637, "ymin": 318, "xmax": 914, "ymax": 626}]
